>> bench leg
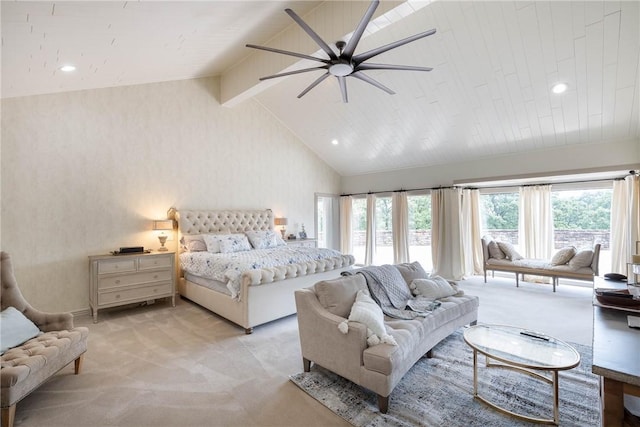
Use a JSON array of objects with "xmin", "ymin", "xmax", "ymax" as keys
[
  {"xmin": 484, "ymin": 269, "xmax": 487, "ymax": 283},
  {"xmin": 515, "ymin": 272, "xmax": 519, "ymax": 287},
  {"xmin": 74, "ymin": 353, "xmax": 85, "ymax": 374},
  {"xmin": 553, "ymin": 277, "xmax": 557, "ymax": 292},
  {"xmin": 303, "ymin": 357, "xmax": 311, "ymax": 372},
  {"xmin": 2, "ymin": 404, "xmax": 16, "ymax": 427}
]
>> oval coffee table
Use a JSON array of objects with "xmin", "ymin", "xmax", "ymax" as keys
[{"xmin": 463, "ymin": 324, "xmax": 580, "ymax": 425}]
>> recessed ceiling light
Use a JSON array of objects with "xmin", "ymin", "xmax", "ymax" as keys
[
  {"xmin": 551, "ymin": 82, "xmax": 568, "ymax": 94},
  {"xmin": 59, "ymin": 65, "xmax": 76, "ymax": 72},
  {"xmin": 331, "ymin": 139, "xmax": 339, "ymax": 145}
]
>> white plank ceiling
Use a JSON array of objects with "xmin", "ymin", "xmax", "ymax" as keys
[{"xmin": 2, "ymin": 1, "xmax": 639, "ymax": 176}]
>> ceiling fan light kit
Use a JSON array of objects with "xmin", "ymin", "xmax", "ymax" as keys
[{"xmin": 246, "ymin": 0, "xmax": 436, "ymax": 103}]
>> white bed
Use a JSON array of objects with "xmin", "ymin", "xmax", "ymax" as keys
[{"xmin": 171, "ymin": 208, "xmax": 354, "ymax": 333}]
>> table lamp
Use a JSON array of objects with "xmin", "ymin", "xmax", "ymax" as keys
[
  {"xmin": 153, "ymin": 220, "xmax": 173, "ymax": 251},
  {"xmin": 274, "ymin": 217, "xmax": 287, "ymax": 239}
]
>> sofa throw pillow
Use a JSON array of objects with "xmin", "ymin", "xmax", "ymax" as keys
[
  {"xmin": 338, "ymin": 290, "xmax": 397, "ymax": 347},
  {"xmin": 551, "ymin": 246, "xmax": 577, "ymax": 265},
  {"xmin": 394, "ymin": 261, "xmax": 429, "ymax": 286},
  {"xmin": 409, "ymin": 276, "xmax": 457, "ymax": 299},
  {"xmin": 314, "ymin": 274, "xmax": 368, "ymax": 318},
  {"xmin": 497, "ymin": 241, "xmax": 523, "ymax": 261},
  {"xmin": 488, "ymin": 240, "xmax": 506, "ymax": 259},
  {"xmin": 245, "ymin": 230, "xmax": 279, "ymax": 249},
  {"xmin": 569, "ymin": 249, "xmax": 594, "ymax": 268},
  {"xmin": 218, "ymin": 234, "xmax": 252, "ymax": 253},
  {"xmin": 1, "ymin": 307, "xmax": 41, "ymax": 355}
]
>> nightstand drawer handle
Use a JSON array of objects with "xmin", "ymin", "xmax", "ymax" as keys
[
  {"xmin": 153, "ymin": 275, "xmax": 158, "ymax": 279},
  {"xmin": 115, "ymin": 280, "xmax": 121, "ymax": 284},
  {"xmin": 115, "ymin": 294, "xmax": 121, "ymax": 299}
]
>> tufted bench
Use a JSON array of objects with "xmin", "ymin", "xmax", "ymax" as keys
[{"xmin": 1, "ymin": 252, "xmax": 89, "ymax": 427}]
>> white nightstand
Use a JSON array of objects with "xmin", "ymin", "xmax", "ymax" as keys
[
  {"xmin": 88, "ymin": 251, "xmax": 175, "ymax": 322},
  {"xmin": 285, "ymin": 238, "xmax": 317, "ymax": 248}
]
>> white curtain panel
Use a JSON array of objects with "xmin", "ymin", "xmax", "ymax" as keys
[
  {"xmin": 339, "ymin": 195, "xmax": 353, "ymax": 255},
  {"xmin": 461, "ymin": 189, "xmax": 484, "ymax": 275},
  {"xmin": 392, "ymin": 191, "xmax": 410, "ymax": 264},
  {"xmin": 431, "ymin": 188, "xmax": 465, "ymax": 280},
  {"xmin": 519, "ymin": 185, "xmax": 554, "ymax": 283},
  {"xmin": 611, "ymin": 175, "xmax": 640, "ymax": 274},
  {"xmin": 364, "ymin": 194, "xmax": 376, "ymax": 266}
]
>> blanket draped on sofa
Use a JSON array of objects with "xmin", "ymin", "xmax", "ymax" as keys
[{"xmin": 344, "ymin": 266, "xmax": 440, "ymax": 319}]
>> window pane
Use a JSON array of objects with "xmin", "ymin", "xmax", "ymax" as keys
[
  {"xmin": 374, "ymin": 197, "xmax": 393, "ymax": 265},
  {"xmin": 407, "ymin": 194, "xmax": 432, "ymax": 271},
  {"xmin": 351, "ymin": 198, "xmax": 366, "ymax": 265},
  {"xmin": 480, "ymin": 192, "xmax": 519, "ymax": 244}
]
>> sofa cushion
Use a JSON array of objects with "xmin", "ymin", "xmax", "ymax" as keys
[
  {"xmin": 394, "ymin": 261, "xmax": 429, "ymax": 286},
  {"xmin": 409, "ymin": 277, "xmax": 457, "ymax": 299},
  {"xmin": 497, "ymin": 242, "xmax": 523, "ymax": 260},
  {"xmin": 0, "ymin": 307, "xmax": 41, "ymax": 354},
  {"xmin": 314, "ymin": 274, "xmax": 367, "ymax": 318},
  {"xmin": 551, "ymin": 246, "xmax": 577, "ymax": 265},
  {"xmin": 488, "ymin": 240, "xmax": 506, "ymax": 259},
  {"xmin": 569, "ymin": 249, "xmax": 594, "ymax": 268}
]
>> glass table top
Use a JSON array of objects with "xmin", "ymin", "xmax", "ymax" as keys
[{"xmin": 463, "ymin": 324, "xmax": 580, "ymax": 370}]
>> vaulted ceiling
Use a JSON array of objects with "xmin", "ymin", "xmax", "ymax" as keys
[{"xmin": 2, "ymin": 1, "xmax": 639, "ymax": 176}]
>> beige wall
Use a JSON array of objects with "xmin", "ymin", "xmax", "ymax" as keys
[
  {"xmin": 1, "ymin": 77, "xmax": 340, "ymax": 313},
  {"xmin": 341, "ymin": 138, "xmax": 640, "ymax": 194}
]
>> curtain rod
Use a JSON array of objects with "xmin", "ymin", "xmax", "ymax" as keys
[{"xmin": 340, "ymin": 174, "xmax": 633, "ymax": 197}]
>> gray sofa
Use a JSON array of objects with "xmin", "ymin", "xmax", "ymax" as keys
[
  {"xmin": 481, "ymin": 236, "xmax": 601, "ymax": 291},
  {"xmin": 294, "ymin": 262, "xmax": 479, "ymax": 413},
  {"xmin": 1, "ymin": 252, "xmax": 89, "ymax": 427}
]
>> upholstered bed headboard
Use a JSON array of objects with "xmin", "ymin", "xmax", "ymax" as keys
[{"xmin": 172, "ymin": 209, "xmax": 274, "ymax": 235}]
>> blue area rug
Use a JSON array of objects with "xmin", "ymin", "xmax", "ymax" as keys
[{"xmin": 290, "ymin": 329, "xmax": 600, "ymax": 426}]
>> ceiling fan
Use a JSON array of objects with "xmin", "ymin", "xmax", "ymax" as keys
[{"xmin": 246, "ymin": 0, "xmax": 436, "ymax": 103}]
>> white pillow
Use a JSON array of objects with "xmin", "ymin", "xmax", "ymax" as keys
[
  {"xmin": 1, "ymin": 307, "xmax": 41, "ymax": 354},
  {"xmin": 409, "ymin": 276, "xmax": 457, "ymax": 299},
  {"xmin": 497, "ymin": 241, "xmax": 523, "ymax": 261},
  {"xmin": 245, "ymin": 230, "xmax": 279, "ymax": 249},
  {"xmin": 569, "ymin": 249, "xmax": 594, "ymax": 268},
  {"xmin": 551, "ymin": 246, "xmax": 577, "ymax": 265},
  {"xmin": 180, "ymin": 234, "xmax": 207, "ymax": 252},
  {"xmin": 218, "ymin": 234, "xmax": 252, "ymax": 253},
  {"xmin": 337, "ymin": 290, "xmax": 397, "ymax": 347}
]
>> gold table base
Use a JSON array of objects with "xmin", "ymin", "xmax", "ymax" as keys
[{"xmin": 472, "ymin": 349, "xmax": 560, "ymax": 425}]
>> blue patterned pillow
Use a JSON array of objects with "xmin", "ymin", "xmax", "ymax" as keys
[
  {"xmin": 245, "ymin": 230, "xmax": 279, "ymax": 249},
  {"xmin": 218, "ymin": 234, "xmax": 252, "ymax": 253}
]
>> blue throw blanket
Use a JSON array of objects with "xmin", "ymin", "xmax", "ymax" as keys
[{"xmin": 345, "ymin": 265, "xmax": 441, "ymax": 320}]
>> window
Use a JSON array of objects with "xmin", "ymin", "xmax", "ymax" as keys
[
  {"xmin": 407, "ymin": 193, "xmax": 433, "ymax": 270},
  {"xmin": 351, "ymin": 197, "xmax": 367, "ymax": 265},
  {"xmin": 315, "ymin": 194, "xmax": 339, "ymax": 249},
  {"xmin": 480, "ymin": 191, "xmax": 519, "ymax": 245},
  {"xmin": 374, "ymin": 196, "xmax": 393, "ymax": 265}
]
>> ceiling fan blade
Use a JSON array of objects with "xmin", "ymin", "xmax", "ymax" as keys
[
  {"xmin": 259, "ymin": 66, "xmax": 329, "ymax": 81},
  {"xmin": 246, "ymin": 44, "xmax": 329, "ymax": 64},
  {"xmin": 285, "ymin": 8, "xmax": 338, "ymax": 60},
  {"xmin": 356, "ymin": 63, "xmax": 433, "ymax": 72},
  {"xmin": 297, "ymin": 72, "xmax": 331, "ymax": 98},
  {"xmin": 353, "ymin": 28, "xmax": 436, "ymax": 64},
  {"xmin": 341, "ymin": 0, "xmax": 379, "ymax": 58},
  {"xmin": 351, "ymin": 71, "xmax": 395, "ymax": 95},
  {"xmin": 338, "ymin": 76, "xmax": 349, "ymax": 103}
]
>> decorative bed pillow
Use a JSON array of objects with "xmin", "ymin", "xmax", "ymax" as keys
[
  {"xmin": 488, "ymin": 240, "xmax": 506, "ymax": 259},
  {"xmin": 245, "ymin": 230, "xmax": 279, "ymax": 249},
  {"xmin": 338, "ymin": 290, "xmax": 397, "ymax": 347},
  {"xmin": 394, "ymin": 261, "xmax": 429, "ymax": 286},
  {"xmin": 497, "ymin": 241, "xmax": 523, "ymax": 261},
  {"xmin": 551, "ymin": 246, "xmax": 577, "ymax": 265},
  {"xmin": 569, "ymin": 249, "xmax": 594, "ymax": 268},
  {"xmin": 180, "ymin": 234, "xmax": 207, "ymax": 252},
  {"xmin": 1, "ymin": 307, "xmax": 41, "ymax": 354},
  {"xmin": 409, "ymin": 276, "xmax": 457, "ymax": 299},
  {"xmin": 218, "ymin": 234, "xmax": 252, "ymax": 253}
]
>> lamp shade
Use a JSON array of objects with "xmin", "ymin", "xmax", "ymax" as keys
[
  {"xmin": 152, "ymin": 220, "xmax": 173, "ymax": 231},
  {"xmin": 274, "ymin": 218, "xmax": 288, "ymax": 226}
]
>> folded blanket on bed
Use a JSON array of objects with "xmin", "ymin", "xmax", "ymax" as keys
[{"xmin": 349, "ymin": 265, "xmax": 441, "ymax": 320}]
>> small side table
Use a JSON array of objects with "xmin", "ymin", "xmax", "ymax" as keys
[{"xmin": 88, "ymin": 251, "xmax": 175, "ymax": 322}]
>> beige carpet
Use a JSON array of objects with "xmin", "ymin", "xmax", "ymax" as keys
[{"xmin": 11, "ymin": 275, "xmax": 594, "ymax": 427}]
